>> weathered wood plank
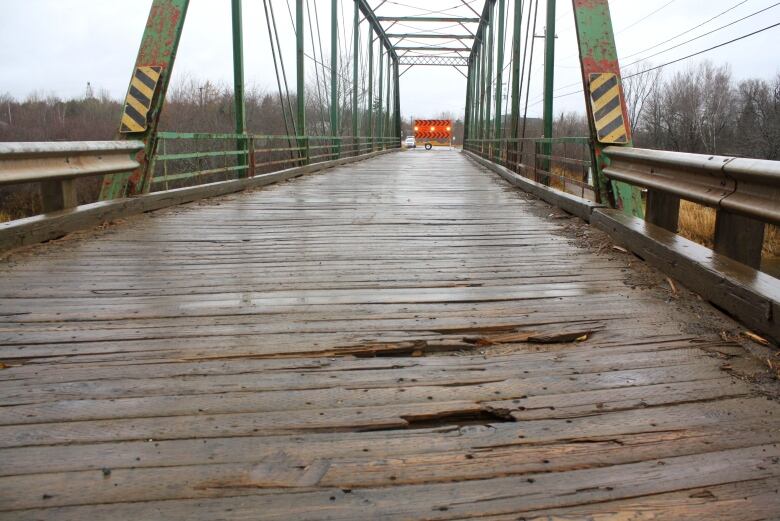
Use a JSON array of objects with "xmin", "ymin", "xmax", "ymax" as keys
[{"xmin": 0, "ymin": 150, "xmax": 778, "ymax": 519}]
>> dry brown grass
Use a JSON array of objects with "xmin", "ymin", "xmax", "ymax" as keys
[{"xmin": 678, "ymin": 200, "xmax": 779, "ymax": 257}]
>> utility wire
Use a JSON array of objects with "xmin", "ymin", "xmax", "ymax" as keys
[
  {"xmin": 541, "ymin": 0, "xmax": 769, "ymax": 98},
  {"xmin": 624, "ymin": 19, "xmax": 780, "ymax": 77},
  {"xmin": 621, "ymin": 0, "xmax": 748, "ymax": 60},
  {"xmin": 384, "ymin": 0, "xmax": 480, "ymax": 18},
  {"xmin": 262, "ymin": 0, "xmax": 293, "ymax": 138},
  {"xmin": 552, "ymin": 0, "xmax": 677, "ymax": 65},
  {"xmin": 615, "ymin": 0, "xmax": 677, "ymax": 35},
  {"xmin": 622, "ymin": 1, "xmax": 780, "ymax": 68},
  {"xmin": 527, "ymin": 19, "xmax": 780, "ymax": 106},
  {"xmin": 305, "ymin": 0, "xmax": 328, "ymax": 135},
  {"xmin": 268, "ymin": 0, "xmax": 297, "ymax": 136}
]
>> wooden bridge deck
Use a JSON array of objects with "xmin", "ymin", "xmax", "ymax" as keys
[{"xmin": 1, "ymin": 150, "xmax": 779, "ymax": 519}]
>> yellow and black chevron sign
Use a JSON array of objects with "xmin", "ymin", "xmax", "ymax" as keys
[
  {"xmin": 120, "ymin": 66, "xmax": 162, "ymax": 133},
  {"xmin": 588, "ymin": 72, "xmax": 629, "ymax": 144}
]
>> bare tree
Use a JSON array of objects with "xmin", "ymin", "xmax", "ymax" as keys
[
  {"xmin": 622, "ymin": 62, "xmax": 660, "ymax": 136},
  {"xmin": 735, "ymin": 75, "xmax": 780, "ymax": 159},
  {"xmin": 697, "ymin": 62, "xmax": 735, "ymax": 154}
]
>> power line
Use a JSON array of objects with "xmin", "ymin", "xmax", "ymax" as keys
[
  {"xmin": 622, "ymin": 1, "xmax": 780, "ymax": 68},
  {"xmin": 615, "ymin": 0, "xmax": 677, "ymax": 35},
  {"xmin": 551, "ymin": 0, "xmax": 678, "ymax": 69},
  {"xmin": 384, "ymin": 0, "xmax": 479, "ymax": 18},
  {"xmin": 621, "ymin": 0, "xmax": 748, "ymax": 60},
  {"xmin": 541, "ymin": 0, "xmax": 772, "ymax": 97},
  {"xmin": 528, "ymin": 18, "xmax": 780, "ymax": 106},
  {"xmin": 624, "ymin": 19, "xmax": 780, "ymax": 78}
]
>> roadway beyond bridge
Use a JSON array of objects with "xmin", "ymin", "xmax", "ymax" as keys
[{"xmin": 0, "ymin": 150, "xmax": 779, "ymax": 519}]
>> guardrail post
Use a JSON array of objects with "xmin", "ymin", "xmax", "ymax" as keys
[
  {"xmin": 533, "ymin": 142, "xmax": 539, "ymax": 182},
  {"xmin": 248, "ymin": 136, "xmax": 256, "ymax": 177},
  {"xmin": 41, "ymin": 180, "xmax": 78, "ymax": 213},
  {"xmin": 714, "ymin": 211, "xmax": 765, "ymax": 269},
  {"xmin": 645, "ymin": 190, "xmax": 679, "ymax": 232}
]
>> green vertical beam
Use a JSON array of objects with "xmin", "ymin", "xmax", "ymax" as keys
[
  {"xmin": 377, "ymin": 47, "xmax": 384, "ymax": 138},
  {"xmin": 571, "ymin": 0, "xmax": 642, "ymax": 216},
  {"xmin": 393, "ymin": 58, "xmax": 401, "ymax": 140},
  {"xmin": 468, "ymin": 0, "xmax": 495, "ymax": 148},
  {"xmin": 509, "ymin": 0, "xmax": 523, "ymax": 164},
  {"xmin": 476, "ymin": 47, "xmax": 484, "ymax": 140},
  {"xmin": 232, "ymin": 0, "xmax": 246, "ymax": 135},
  {"xmin": 232, "ymin": 0, "xmax": 248, "ymax": 176},
  {"xmin": 385, "ymin": 55, "xmax": 391, "ymax": 137},
  {"xmin": 367, "ymin": 28, "xmax": 374, "ymax": 148},
  {"xmin": 100, "ymin": 0, "xmax": 190, "ymax": 199},
  {"xmin": 330, "ymin": 0, "xmax": 339, "ymax": 157},
  {"xmin": 484, "ymin": 6, "xmax": 494, "ymax": 141},
  {"xmin": 352, "ymin": 0, "xmax": 359, "ymax": 140},
  {"xmin": 296, "ymin": 0, "xmax": 306, "ymax": 161},
  {"xmin": 541, "ymin": 0, "xmax": 555, "ymax": 184},
  {"xmin": 493, "ymin": 0, "xmax": 505, "ymax": 159},
  {"xmin": 463, "ymin": 60, "xmax": 473, "ymax": 142}
]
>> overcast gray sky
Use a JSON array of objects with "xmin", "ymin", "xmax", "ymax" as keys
[{"xmin": 1, "ymin": 0, "xmax": 779, "ymax": 122}]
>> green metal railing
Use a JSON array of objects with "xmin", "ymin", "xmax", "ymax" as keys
[
  {"xmin": 464, "ymin": 136, "xmax": 597, "ymax": 201},
  {"xmin": 149, "ymin": 132, "xmax": 399, "ymax": 191}
]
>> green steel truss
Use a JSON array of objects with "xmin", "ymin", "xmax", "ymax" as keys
[{"xmin": 103, "ymin": 0, "xmax": 641, "ymax": 218}]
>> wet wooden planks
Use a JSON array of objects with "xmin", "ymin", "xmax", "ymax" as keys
[{"xmin": 0, "ymin": 149, "xmax": 779, "ymax": 519}]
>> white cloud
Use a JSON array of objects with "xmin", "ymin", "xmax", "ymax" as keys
[{"xmin": 1, "ymin": 0, "xmax": 778, "ymax": 124}]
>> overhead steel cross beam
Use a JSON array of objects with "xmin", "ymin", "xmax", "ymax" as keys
[
  {"xmin": 398, "ymin": 55, "xmax": 469, "ymax": 66},
  {"xmin": 395, "ymin": 46, "xmax": 470, "ymax": 52},
  {"xmin": 357, "ymin": 0, "xmax": 397, "ymax": 60},
  {"xmin": 387, "ymin": 33, "xmax": 475, "ymax": 39},
  {"xmin": 377, "ymin": 16, "xmax": 480, "ymax": 23}
]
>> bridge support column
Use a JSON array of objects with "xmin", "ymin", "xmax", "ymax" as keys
[
  {"xmin": 463, "ymin": 60, "xmax": 473, "ymax": 146},
  {"xmin": 483, "ymin": 5, "xmax": 494, "ymax": 152},
  {"xmin": 330, "ymin": 0, "xmax": 340, "ymax": 159},
  {"xmin": 493, "ymin": 0, "xmax": 505, "ymax": 163},
  {"xmin": 100, "ymin": 0, "xmax": 190, "ymax": 199},
  {"xmin": 541, "ymin": 0, "xmax": 555, "ymax": 185},
  {"xmin": 232, "ymin": 0, "xmax": 248, "ymax": 177},
  {"xmin": 477, "ymin": 45, "xmax": 487, "ymax": 153},
  {"xmin": 367, "ymin": 27, "xmax": 374, "ymax": 151},
  {"xmin": 571, "ymin": 0, "xmax": 642, "ymax": 216},
  {"xmin": 352, "ymin": 0, "xmax": 360, "ymax": 154},
  {"xmin": 385, "ymin": 53, "xmax": 391, "ymax": 141},
  {"xmin": 508, "ymin": 0, "xmax": 522, "ymax": 170},
  {"xmin": 393, "ymin": 59, "xmax": 401, "ymax": 143},
  {"xmin": 377, "ymin": 48, "xmax": 384, "ymax": 142},
  {"xmin": 296, "ymin": 0, "xmax": 307, "ymax": 164}
]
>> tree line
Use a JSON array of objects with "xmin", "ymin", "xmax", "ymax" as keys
[
  {"xmin": 1, "ymin": 60, "xmax": 778, "ymax": 221},
  {"xmin": 626, "ymin": 61, "xmax": 780, "ymax": 159}
]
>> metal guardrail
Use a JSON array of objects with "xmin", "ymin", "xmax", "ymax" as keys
[
  {"xmin": 0, "ymin": 136, "xmax": 400, "ymax": 218},
  {"xmin": 0, "ymin": 141, "xmax": 143, "ymax": 212},
  {"xmin": 464, "ymin": 137, "xmax": 596, "ymax": 200},
  {"xmin": 603, "ymin": 146, "xmax": 780, "ymax": 268},
  {"xmin": 151, "ymin": 133, "xmax": 398, "ymax": 190}
]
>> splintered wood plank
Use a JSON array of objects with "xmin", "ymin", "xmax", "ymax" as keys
[
  {"xmin": 0, "ymin": 150, "xmax": 778, "ymax": 519},
  {"xmin": 3, "ymin": 445, "xmax": 780, "ymax": 520}
]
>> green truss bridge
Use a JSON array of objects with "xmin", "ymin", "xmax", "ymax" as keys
[{"xmin": 0, "ymin": 1, "xmax": 779, "ymax": 519}]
